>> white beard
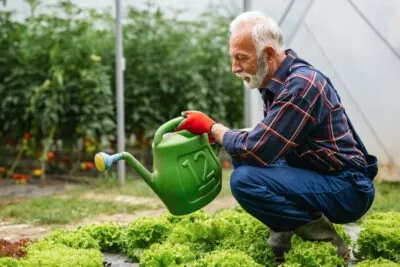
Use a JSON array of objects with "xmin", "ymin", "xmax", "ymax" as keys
[{"xmin": 236, "ymin": 56, "xmax": 269, "ymax": 89}]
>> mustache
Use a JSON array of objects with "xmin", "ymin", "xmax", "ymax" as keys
[{"xmin": 235, "ymin": 72, "xmax": 252, "ymax": 79}]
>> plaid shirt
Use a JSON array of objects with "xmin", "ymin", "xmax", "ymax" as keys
[{"xmin": 223, "ymin": 49, "xmax": 367, "ymax": 172}]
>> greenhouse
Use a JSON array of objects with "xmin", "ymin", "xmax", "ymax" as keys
[{"xmin": 1, "ymin": 0, "xmax": 399, "ymax": 266}]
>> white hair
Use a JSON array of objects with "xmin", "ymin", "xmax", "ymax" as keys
[{"xmin": 230, "ymin": 11, "xmax": 285, "ymax": 55}]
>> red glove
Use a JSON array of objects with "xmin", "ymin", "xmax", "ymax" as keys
[{"xmin": 176, "ymin": 111, "xmax": 215, "ymax": 135}]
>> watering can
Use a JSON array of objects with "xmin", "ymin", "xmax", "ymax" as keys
[{"xmin": 94, "ymin": 117, "xmax": 222, "ymax": 215}]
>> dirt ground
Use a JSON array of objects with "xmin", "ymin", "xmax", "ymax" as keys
[
  {"xmin": 0, "ymin": 182, "xmax": 238, "ymax": 241},
  {"xmin": 0, "ymin": 179, "xmax": 74, "ymax": 199}
]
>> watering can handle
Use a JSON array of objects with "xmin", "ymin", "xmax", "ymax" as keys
[
  {"xmin": 153, "ymin": 116, "xmax": 221, "ymax": 156},
  {"xmin": 153, "ymin": 116, "xmax": 185, "ymax": 146}
]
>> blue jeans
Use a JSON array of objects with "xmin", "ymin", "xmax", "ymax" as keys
[{"xmin": 230, "ymin": 158, "xmax": 375, "ymax": 231}]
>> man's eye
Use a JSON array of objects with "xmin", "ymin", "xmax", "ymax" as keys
[{"xmin": 237, "ymin": 55, "xmax": 247, "ymax": 60}]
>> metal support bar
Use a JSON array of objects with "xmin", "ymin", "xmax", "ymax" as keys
[
  {"xmin": 278, "ymin": 0, "xmax": 295, "ymax": 26},
  {"xmin": 243, "ymin": 0, "xmax": 250, "ymax": 12},
  {"xmin": 286, "ymin": 0, "xmax": 315, "ymax": 45},
  {"xmin": 348, "ymin": 0, "xmax": 400, "ymax": 61},
  {"xmin": 115, "ymin": 0, "xmax": 126, "ymax": 186},
  {"xmin": 243, "ymin": 0, "xmax": 252, "ymax": 128}
]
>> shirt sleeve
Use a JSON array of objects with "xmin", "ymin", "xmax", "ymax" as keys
[{"xmin": 223, "ymin": 84, "xmax": 318, "ymax": 166}]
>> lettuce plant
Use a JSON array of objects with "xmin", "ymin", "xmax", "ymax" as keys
[
  {"xmin": 287, "ymin": 223, "xmax": 350, "ymax": 267},
  {"xmin": 167, "ymin": 217, "xmax": 220, "ymax": 254},
  {"xmin": 165, "ymin": 210, "xmax": 234, "ymax": 256},
  {"xmin": 162, "ymin": 209, "xmax": 273, "ymax": 265},
  {"xmin": 122, "ymin": 216, "xmax": 172, "ymax": 261},
  {"xmin": 356, "ymin": 257, "xmax": 400, "ymax": 267},
  {"xmin": 355, "ymin": 225, "xmax": 400, "ymax": 261},
  {"xmin": 43, "ymin": 228, "xmax": 100, "ymax": 250},
  {"xmin": 360, "ymin": 212, "xmax": 400, "ymax": 228},
  {"xmin": 285, "ymin": 240, "xmax": 345, "ymax": 267},
  {"xmin": 355, "ymin": 212, "xmax": 400, "ymax": 261},
  {"xmin": 163, "ymin": 210, "xmax": 210, "ymax": 225},
  {"xmin": 215, "ymin": 209, "xmax": 274, "ymax": 266},
  {"xmin": 139, "ymin": 242, "xmax": 196, "ymax": 267},
  {"xmin": 81, "ymin": 222, "xmax": 123, "ymax": 252},
  {"xmin": 190, "ymin": 249, "xmax": 262, "ymax": 267},
  {"xmin": 26, "ymin": 241, "xmax": 103, "ymax": 267},
  {"xmin": 0, "ymin": 241, "xmax": 103, "ymax": 267},
  {"xmin": 0, "ymin": 257, "xmax": 24, "ymax": 267}
]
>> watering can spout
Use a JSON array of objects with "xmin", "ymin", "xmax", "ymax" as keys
[{"xmin": 94, "ymin": 152, "xmax": 154, "ymax": 188}]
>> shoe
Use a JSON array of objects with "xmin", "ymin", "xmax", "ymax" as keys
[
  {"xmin": 294, "ymin": 213, "xmax": 349, "ymax": 262},
  {"xmin": 267, "ymin": 230, "xmax": 294, "ymax": 265}
]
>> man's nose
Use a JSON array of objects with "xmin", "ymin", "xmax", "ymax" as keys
[{"xmin": 232, "ymin": 60, "xmax": 243, "ymax": 73}]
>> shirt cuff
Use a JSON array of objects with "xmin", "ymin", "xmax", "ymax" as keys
[{"xmin": 222, "ymin": 129, "xmax": 244, "ymax": 156}]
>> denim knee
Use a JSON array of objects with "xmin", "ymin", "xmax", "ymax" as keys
[{"xmin": 230, "ymin": 166, "xmax": 251, "ymax": 201}]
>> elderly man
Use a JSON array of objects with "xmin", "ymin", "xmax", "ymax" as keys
[{"xmin": 176, "ymin": 11, "xmax": 377, "ymax": 263}]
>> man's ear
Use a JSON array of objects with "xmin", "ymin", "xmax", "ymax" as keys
[{"xmin": 263, "ymin": 46, "xmax": 276, "ymax": 62}]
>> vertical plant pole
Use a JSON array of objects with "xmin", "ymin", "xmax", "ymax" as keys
[
  {"xmin": 7, "ymin": 137, "xmax": 26, "ymax": 177},
  {"xmin": 242, "ymin": 0, "xmax": 252, "ymax": 128},
  {"xmin": 116, "ymin": 0, "xmax": 126, "ymax": 186},
  {"xmin": 40, "ymin": 126, "xmax": 56, "ymax": 184}
]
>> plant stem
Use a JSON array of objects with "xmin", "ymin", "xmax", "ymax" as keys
[
  {"xmin": 40, "ymin": 126, "xmax": 56, "ymax": 184},
  {"xmin": 69, "ymin": 137, "xmax": 83, "ymax": 176},
  {"xmin": 8, "ymin": 139, "xmax": 25, "ymax": 176}
]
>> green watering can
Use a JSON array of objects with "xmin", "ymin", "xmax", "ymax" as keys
[{"xmin": 94, "ymin": 117, "xmax": 222, "ymax": 215}]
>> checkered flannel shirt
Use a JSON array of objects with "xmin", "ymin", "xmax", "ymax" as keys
[{"xmin": 223, "ymin": 49, "xmax": 367, "ymax": 172}]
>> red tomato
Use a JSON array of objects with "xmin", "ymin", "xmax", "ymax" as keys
[
  {"xmin": 47, "ymin": 152, "xmax": 55, "ymax": 160},
  {"xmin": 86, "ymin": 162, "xmax": 94, "ymax": 170},
  {"xmin": 13, "ymin": 173, "xmax": 23, "ymax": 180}
]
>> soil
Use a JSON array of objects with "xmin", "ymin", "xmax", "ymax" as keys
[
  {"xmin": 73, "ymin": 192, "xmax": 164, "ymax": 209},
  {"xmin": 0, "ymin": 179, "xmax": 75, "ymax": 199}
]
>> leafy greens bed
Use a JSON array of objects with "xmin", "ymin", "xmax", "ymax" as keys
[
  {"xmin": 1, "ymin": 209, "xmax": 399, "ymax": 266},
  {"xmin": 354, "ymin": 212, "xmax": 400, "ymax": 262}
]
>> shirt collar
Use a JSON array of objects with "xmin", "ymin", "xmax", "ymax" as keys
[{"xmin": 261, "ymin": 49, "xmax": 297, "ymax": 95}]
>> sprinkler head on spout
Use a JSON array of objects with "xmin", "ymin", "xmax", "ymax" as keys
[{"xmin": 94, "ymin": 152, "xmax": 122, "ymax": 172}]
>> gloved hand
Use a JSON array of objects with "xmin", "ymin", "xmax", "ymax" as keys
[{"xmin": 176, "ymin": 111, "xmax": 216, "ymax": 143}]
